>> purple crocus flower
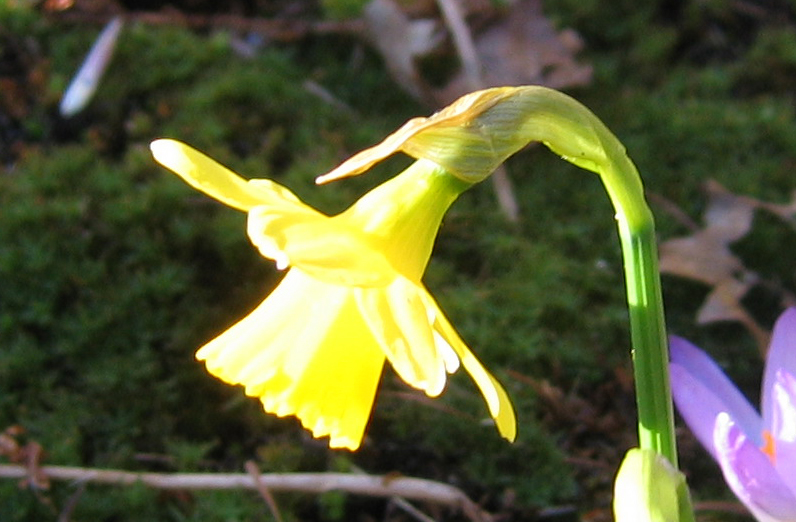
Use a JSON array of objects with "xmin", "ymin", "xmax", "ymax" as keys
[{"xmin": 669, "ymin": 307, "xmax": 796, "ymax": 522}]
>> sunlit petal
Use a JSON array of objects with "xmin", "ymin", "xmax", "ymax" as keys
[
  {"xmin": 248, "ymin": 206, "xmax": 395, "ymax": 286},
  {"xmin": 337, "ymin": 159, "xmax": 467, "ymax": 281},
  {"xmin": 669, "ymin": 336, "xmax": 762, "ymax": 447},
  {"xmin": 762, "ymin": 308, "xmax": 796, "ymax": 434},
  {"xmin": 151, "ymin": 140, "xmax": 284, "ymax": 212},
  {"xmin": 714, "ymin": 413, "xmax": 796, "ymax": 522},
  {"xmin": 197, "ymin": 270, "xmax": 385, "ymax": 450},
  {"xmin": 771, "ymin": 370, "xmax": 796, "ymax": 495},
  {"xmin": 356, "ymin": 278, "xmax": 447, "ymax": 396},
  {"xmin": 771, "ymin": 370, "xmax": 796, "ymax": 443},
  {"xmin": 427, "ymin": 293, "xmax": 517, "ymax": 442},
  {"xmin": 433, "ymin": 331, "xmax": 461, "ymax": 374},
  {"xmin": 258, "ymin": 296, "xmax": 385, "ymax": 450}
]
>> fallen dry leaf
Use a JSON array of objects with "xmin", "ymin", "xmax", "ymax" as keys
[
  {"xmin": 659, "ymin": 181, "xmax": 754, "ymax": 285},
  {"xmin": 0, "ymin": 426, "xmax": 50, "ymax": 491},
  {"xmin": 659, "ymin": 180, "xmax": 796, "ymax": 355},
  {"xmin": 361, "ymin": 0, "xmax": 592, "ymax": 105},
  {"xmin": 362, "ymin": 0, "xmax": 443, "ymax": 102},
  {"xmin": 696, "ymin": 277, "xmax": 754, "ymax": 324},
  {"xmin": 658, "ymin": 233, "xmax": 744, "ymax": 286},
  {"xmin": 436, "ymin": 0, "xmax": 592, "ymax": 104}
]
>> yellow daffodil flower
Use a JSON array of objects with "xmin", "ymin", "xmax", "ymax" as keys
[{"xmin": 150, "ymin": 139, "xmax": 516, "ymax": 450}]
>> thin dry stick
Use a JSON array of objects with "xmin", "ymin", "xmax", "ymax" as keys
[
  {"xmin": 435, "ymin": 0, "xmax": 520, "ymax": 222},
  {"xmin": 245, "ymin": 460, "xmax": 284, "ymax": 522},
  {"xmin": 350, "ymin": 463, "xmax": 480, "ymax": 522},
  {"xmin": 435, "ymin": 0, "xmax": 480, "ymax": 89},
  {"xmin": 388, "ymin": 495, "xmax": 441, "ymax": 522},
  {"xmin": 0, "ymin": 465, "xmax": 484, "ymax": 520},
  {"xmin": 57, "ymin": 480, "xmax": 86, "ymax": 522}
]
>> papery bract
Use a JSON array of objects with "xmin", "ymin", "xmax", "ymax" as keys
[{"xmin": 670, "ymin": 308, "xmax": 796, "ymax": 521}]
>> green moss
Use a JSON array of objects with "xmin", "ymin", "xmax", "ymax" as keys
[{"xmin": 5, "ymin": 1, "xmax": 796, "ymax": 519}]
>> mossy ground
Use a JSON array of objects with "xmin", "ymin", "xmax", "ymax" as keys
[{"xmin": 2, "ymin": 1, "xmax": 796, "ymax": 520}]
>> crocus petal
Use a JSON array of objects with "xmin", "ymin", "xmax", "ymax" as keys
[
  {"xmin": 196, "ymin": 270, "xmax": 385, "ymax": 450},
  {"xmin": 762, "ymin": 307, "xmax": 796, "ymax": 436},
  {"xmin": 771, "ymin": 370, "xmax": 796, "ymax": 444},
  {"xmin": 669, "ymin": 336, "xmax": 762, "ymax": 449},
  {"xmin": 714, "ymin": 412, "xmax": 796, "ymax": 522},
  {"xmin": 770, "ymin": 370, "xmax": 796, "ymax": 496}
]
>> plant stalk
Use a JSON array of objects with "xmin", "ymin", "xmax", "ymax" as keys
[{"xmin": 614, "ymin": 210, "xmax": 678, "ymax": 466}]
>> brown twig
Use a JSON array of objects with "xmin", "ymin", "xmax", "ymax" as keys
[
  {"xmin": 693, "ymin": 500, "xmax": 750, "ymax": 517},
  {"xmin": 388, "ymin": 496, "xmax": 440, "ymax": 522},
  {"xmin": 57, "ymin": 480, "xmax": 87, "ymax": 522},
  {"xmin": 435, "ymin": 0, "xmax": 481, "ymax": 91},
  {"xmin": 245, "ymin": 460, "xmax": 284, "ymax": 522},
  {"xmin": 0, "ymin": 464, "xmax": 484, "ymax": 519},
  {"xmin": 52, "ymin": 10, "xmax": 365, "ymax": 41}
]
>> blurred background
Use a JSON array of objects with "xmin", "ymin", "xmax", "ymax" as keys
[{"xmin": 2, "ymin": 0, "xmax": 796, "ymax": 520}]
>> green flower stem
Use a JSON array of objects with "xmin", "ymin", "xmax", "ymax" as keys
[
  {"xmin": 614, "ymin": 204, "xmax": 678, "ymax": 466},
  {"xmin": 594, "ymin": 121, "xmax": 678, "ymax": 466},
  {"xmin": 527, "ymin": 90, "xmax": 678, "ymax": 465},
  {"xmin": 453, "ymin": 88, "xmax": 679, "ymax": 465}
]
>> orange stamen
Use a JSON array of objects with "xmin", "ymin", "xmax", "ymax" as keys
[{"xmin": 761, "ymin": 430, "xmax": 777, "ymax": 464}]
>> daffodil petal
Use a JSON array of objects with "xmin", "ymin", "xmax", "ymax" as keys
[
  {"xmin": 714, "ymin": 412, "xmax": 796, "ymax": 522},
  {"xmin": 355, "ymin": 278, "xmax": 447, "ymax": 396},
  {"xmin": 196, "ymin": 270, "xmax": 316, "ymax": 372},
  {"xmin": 433, "ymin": 330, "xmax": 461, "ymax": 374},
  {"xmin": 197, "ymin": 270, "xmax": 385, "ymax": 450},
  {"xmin": 210, "ymin": 272, "xmax": 347, "ymax": 389},
  {"xmin": 248, "ymin": 207, "xmax": 395, "ymax": 286},
  {"xmin": 150, "ymin": 139, "xmax": 279, "ymax": 212},
  {"xmin": 259, "ymin": 292, "xmax": 385, "ymax": 450},
  {"xmin": 426, "ymin": 294, "xmax": 517, "ymax": 441}
]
